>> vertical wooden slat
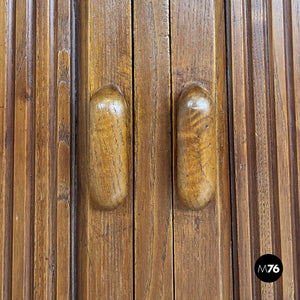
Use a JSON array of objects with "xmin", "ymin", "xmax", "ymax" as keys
[
  {"xmin": 0, "ymin": 0, "xmax": 14, "ymax": 298},
  {"xmin": 250, "ymin": 0, "xmax": 275, "ymax": 298},
  {"xmin": 12, "ymin": 0, "xmax": 34, "ymax": 298},
  {"xmin": 271, "ymin": 0, "xmax": 296, "ymax": 297},
  {"xmin": 229, "ymin": 0, "xmax": 300, "ymax": 297},
  {"xmin": 78, "ymin": 0, "xmax": 133, "ymax": 298},
  {"xmin": 56, "ymin": 0, "xmax": 71, "ymax": 298},
  {"xmin": 292, "ymin": 0, "xmax": 300, "ymax": 294},
  {"xmin": 229, "ymin": 0, "xmax": 254, "ymax": 298},
  {"xmin": 34, "ymin": 0, "xmax": 55, "ymax": 297},
  {"xmin": 134, "ymin": 0, "xmax": 173, "ymax": 299},
  {"xmin": 71, "ymin": 0, "xmax": 78, "ymax": 297},
  {"xmin": 171, "ymin": 0, "xmax": 231, "ymax": 298}
]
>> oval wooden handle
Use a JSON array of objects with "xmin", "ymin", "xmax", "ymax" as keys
[
  {"xmin": 88, "ymin": 85, "xmax": 128, "ymax": 210},
  {"xmin": 176, "ymin": 83, "xmax": 216, "ymax": 210}
]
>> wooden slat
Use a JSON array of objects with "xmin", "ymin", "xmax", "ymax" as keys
[
  {"xmin": 12, "ymin": 0, "xmax": 35, "ymax": 298},
  {"xmin": 171, "ymin": 0, "xmax": 231, "ymax": 298},
  {"xmin": 251, "ymin": 7, "xmax": 275, "ymax": 296},
  {"xmin": 229, "ymin": 0, "xmax": 253, "ymax": 297},
  {"xmin": 292, "ymin": 0, "xmax": 300, "ymax": 293},
  {"xmin": 134, "ymin": 0, "xmax": 173, "ymax": 299},
  {"xmin": 271, "ymin": 0, "xmax": 296, "ymax": 297},
  {"xmin": 229, "ymin": 0, "xmax": 300, "ymax": 297},
  {"xmin": 77, "ymin": 0, "xmax": 133, "ymax": 298},
  {"xmin": 56, "ymin": 0, "xmax": 71, "ymax": 298},
  {"xmin": 0, "ymin": 0, "xmax": 14, "ymax": 298},
  {"xmin": 70, "ymin": 0, "xmax": 77, "ymax": 297},
  {"xmin": 34, "ymin": 0, "xmax": 56, "ymax": 299},
  {"xmin": 34, "ymin": 0, "xmax": 56, "ymax": 297}
]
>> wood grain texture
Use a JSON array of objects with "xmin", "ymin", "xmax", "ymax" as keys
[
  {"xmin": 171, "ymin": 0, "xmax": 231, "ymax": 298},
  {"xmin": 12, "ymin": 0, "xmax": 35, "ymax": 298},
  {"xmin": 77, "ymin": 0, "xmax": 133, "ymax": 298},
  {"xmin": 88, "ymin": 85, "xmax": 128, "ymax": 210},
  {"xmin": 0, "ymin": 0, "xmax": 73, "ymax": 298},
  {"xmin": 177, "ymin": 83, "xmax": 216, "ymax": 210},
  {"xmin": 227, "ymin": 0, "xmax": 254, "ymax": 298},
  {"xmin": 0, "ymin": 0, "xmax": 14, "ymax": 298},
  {"xmin": 34, "ymin": 0, "xmax": 56, "ymax": 297},
  {"xmin": 56, "ymin": 0, "xmax": 71, "ymax": 297},
  {"xmin": 228, "ymin": 0, "xmax": 300, "ymax": 297},
  {"xmin": 133, "ymin": 0, "xmax": 173, "ymax": 298}
]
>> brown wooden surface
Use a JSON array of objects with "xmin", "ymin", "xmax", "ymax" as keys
[
  {"xmin": 77, "ymin": 0, "xmax": 133, "ymax": 298},
  {"xmin": 56, "ymin": 0, "xmax": 72, "ymax": 297},
  {"xmin": 133, "ymin": 0, "xmax": 173, "ymax": 298},
  {"xmin": 34, "ymin": 0, "xmax": 55, "ymax": 297},
  {"xmin": 229, "ymin": 0, "xmax": 300, "ymax": 298},
  {"xmin": 292, "ymin": 1, "xmax": 300, "ymax": 297},
  {"xmin": 0, "ymin": 0, "xmax": 14, "ymax": 298},
  {"xmin": 171, "ymin": 0, "xmax": 231, "ymax": 298},
  {"xmin": 1, "ymin": 0, "xmax": 299, "ymax": 298},
  {"xmin": 177, "ymin": 83, "xmax": 216, "ymax": 210},
  {"xmin": 0, "ymin": 0, "xmax": 73, "ymax": 298},
  {"xmin": 12, "ymin": 0, "xmax": 35, "ymax": 298},
  {"xmin": 88, "ymin": 85, "xmax": 128, "ymax": 210}
]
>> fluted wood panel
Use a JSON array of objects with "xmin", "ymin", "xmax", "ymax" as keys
[
  {"xmin": 228, "ymin": 0, "xmax": 300, "ymax": 298},
  {"xmin": 0, "ymin": 0, "xmax": 73, "ymax": 298}
]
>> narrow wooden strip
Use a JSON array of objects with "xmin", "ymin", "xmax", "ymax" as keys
[
  {"xmin": 250, "ymin": 0, "xmax": 278, "ymax": 297},
  {"xmin": 171, "ymin": 0, "xmax": 231, "ymax": 298},
  {"xmin": 225, "ymin": 0, "xmax": 240, "ymax": 297},
  {"xmin": 34, "ymin": 0, "xmax": 55, "ymax": 297},
  {"xmin": 56, "ymin": 0, "xmax": 71, "ymax": 297},
  {"xmin": 12, "ymin": 0, "xmax": 35, "ymax": 298},
  {"xmin": 134, "ymin": 0, "xmax": 173, "ymax": 298},
  {"xmin": 291, "ymin": 0, "xmax": 300, "ymax": 295},
  {"xmin": 0, "ymin": 0, "xmax": 14, "ymax": 298},
  {"xmin": 230, "ymin": 0, "xmax": 254, "ymax": 298},
  {"xmin": 70, "ymin": 0, "xmax": 78, "ymax": 297},
  {"xmin": 78, "ymin": 0, "xmax": 133, "ymax": 298}
]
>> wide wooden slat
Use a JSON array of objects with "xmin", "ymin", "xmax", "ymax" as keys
[
  {"xmin": 229, "ymin": 0, "xmax": 300, "ymax": 297},
  {"xmin": 56, "ymin": 0, "xmax": 72, "ymax": 298},
  {"xmin": 171, "ymin": 0, "xmax": 231, "ymax": 298},
  {"xmin": 77, "ymin": 0, "xmax": 133, "ymax": 298},
  {"xmin": 12, "ymin": 0, "xmax": 35, "ymax": 298},
  {"xmin": 134, "ymin": 0, "xmax": 173, "ymax": 299},
  {"xmin": 0, "ymin": 0, "xmax": 14, "ymax": 298}
]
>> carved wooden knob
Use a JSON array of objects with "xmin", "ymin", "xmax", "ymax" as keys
[
  {"xmin": 88, "ymin": 85, "xmax": 128, "ymax": 210},
  {"xmin": 176, "ymin": 83, "xmax": 216, "ymax": 210}
]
